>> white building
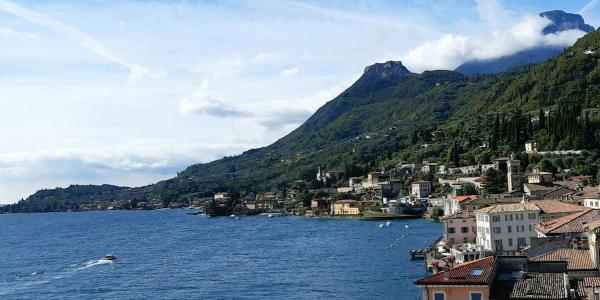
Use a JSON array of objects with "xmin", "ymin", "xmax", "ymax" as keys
[
  {"xmin": 475, "ymin": 203, "xmax": 541, "ymax": 254},
  {"xmin": 411, "ymin": 180, "xmax": 431, "ymax": 198},
  {"xmin": 584, "ymin": 195, "xmax": 600, "ymax": 209}
]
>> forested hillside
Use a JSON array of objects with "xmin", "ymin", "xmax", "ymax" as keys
[{"xmin": 5, "ymin": 28, "xmax": 600, "ymax": 213}]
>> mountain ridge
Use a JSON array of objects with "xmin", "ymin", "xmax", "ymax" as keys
[{"xmin": 5, "ymin": 25, "xmax": 600, "ymax": 213}]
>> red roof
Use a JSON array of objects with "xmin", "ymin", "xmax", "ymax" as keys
[
  {"xmin": 415, "ymin": 256, "xmax": 496, "ymax": 286},
  {"xmin": 455, "ymin": 195, "xmax": 480, "ymax": 202},
  {"xmin": 536, "ymin": 208, "xmax": 600, "ymax": 235},
  {"xmin": 532, "ymin": 249, "xmax": 595, "ymax": 270}
]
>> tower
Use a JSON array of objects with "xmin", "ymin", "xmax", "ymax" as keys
[{"xmin": 507, "ymin": 154, "xmax": 521, "ymax": 192}]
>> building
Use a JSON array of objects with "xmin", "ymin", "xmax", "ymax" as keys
[
  {"xmin": 214, "ymin": 192, "xmax": 230, "ymax": 201},
  {"xmin": 475, "ymin": 203, "xmax": 541, "ymax": 254},
  {"xmin": 412, "ymin": 180, "xmax": 432, "ymax": 198},
  {"xmin": 583, "ymin": 195, "xmax": 600, "ymax": 209},
  {"xmin": 415, "ymin": 256, "xmax": 496, "ymax": 300},
  {"xmin": 525, "ymin": 141, "xmax": 538, "ymax": 153},
  {"xmin": 331, "ymin": 200, "xmax": 360, "ymax": 216},
  {"xmin": 444, "ymin": 195, "xmax": 480, "ymax": 216},
  {"xmin": 442, "ymin": 210, "xmax": 477, "ymax": 244},
  {"xmin": 507, "ymin": 158, "xmax": 521, "ymax": 192},
  {"xmin": 527, "ymin": 172, "xmax": 554, "ymax": 184},
  {"xmin": 530, "ymin": 199, "xmax": 586, "ymax": 222},
  {"xmin": 531, "ymin": 248, "xmax": 598, "ymax": 280},
  {"xmin": 493, "ymin": 157, "xmax": 510, "ymax": 173},
  {"xmin": 536, "ymin": 209, "xmax": 600, "ymax": 249}
]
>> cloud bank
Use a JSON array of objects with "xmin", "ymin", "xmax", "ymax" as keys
[{"xmin": 403, "ymin": 14, "xmax": 589, "ymax": 72}]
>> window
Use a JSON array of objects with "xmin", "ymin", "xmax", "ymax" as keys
[
  {"xmin": 529, "ymin": 224, "xmax": 533, "ymax": 231},
  {"xmin": 507, "ymin": 226, "xmax": 512, "ymax": 233},
  {"xmin": 516, "ymin": 225, "xmax": 520, "ymax": 232},
  {"xmin": 494, "ymin": 239, "xmax": 503, "ymax": 250},
  {"xmin": 472, "ymin": 226, "xmax": 477, "ymax": 233},
  {"xmin": 508, "ymin": 238, "xmax": 513, "ymax": 247},
  {"xmin": 462, "ymin": 227, "xmax": 469, "ymax": 233},
  {"xmin": 464, "ymin": 237, "xmax": 468, "ymax": 243},
  {"xmin": 518, "ymin": 237, "xmax": 526, "ymax": 247},
  {"xmin": 492, "ymin": 215, "xmax": 500, "ymax": 222},
  {"xmin": 434, "ymin": 292, "xmax": 445, "ymax": 300},
  {"xmin": 448, "ymin": 227, "xmax": 456, "ymax": 234},
  {"xmin": 470, "ymin": 268, "xmax": 484, "ymax": 276},
  {"xmin": 528, "ymin": 213, "xmax": 537, "ymax": 220},
  {"xmin": 486, "ymin": 228, "xmax": 490, "ymax": 234},
  {"xmin": 470, "ymin": 292, "xmax": 483, "ymax": 300},
  {"xmin": 493, "ymin": 227, "xmax": 501, "ymax": 234}
]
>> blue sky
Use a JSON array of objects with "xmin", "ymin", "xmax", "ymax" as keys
[{"xmin": 0, "ymin": 0, "xmax": 599, "ymax": 203}]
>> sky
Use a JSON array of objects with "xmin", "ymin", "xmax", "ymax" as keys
[{"xmin": 0, "ymin": 0, "xmax": 599, "ymax": 203}]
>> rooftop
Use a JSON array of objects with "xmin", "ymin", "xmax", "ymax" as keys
[
  {"xmin": 530, "ymin": 200, "xmax": 586, "ymax": 214},
  {"xmin": 441, "ymin": 210, "xmax": 474, "ymax": 221},
  {"xmin": 582, "ymin": 276, "xmax": 600, "ymax": 288},
  {"xmin": 475, "ymin": 203, "xmax": 540, "ymax": 214},
  {"xmin": 455, "ymin": 195, "xmax": 480, "ymax": 203},
  {"xmin": 415, "ymin": 256, "xmax": 495, "ymax": 286},
  {"xmin": 492, "ymin": 272, "xmax": 568, "ymax": 300},
  {"xmin": 536, "ymin": 208, "xmax": 600, "ymax": 235},
  {"xmin": 531, "ymin": 249, "xmax": 595, "ymax": 270}
]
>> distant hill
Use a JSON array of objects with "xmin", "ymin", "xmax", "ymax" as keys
[
  {"xmin": 455, "ymin": 10, "xmax": 594, "ymax": 75},
  {"xmin": 5, "ymin": 25, "xmax": 600, "ymax": 213}
]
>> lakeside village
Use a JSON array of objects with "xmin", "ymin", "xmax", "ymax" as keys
[{"xmin": 28, "ymin": 139, "xmax": 600, "ymax": 299}]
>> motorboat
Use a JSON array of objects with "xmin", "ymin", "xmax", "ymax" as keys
[
  {"xmin": 102, "ymin": 254, "xmax": 117, "ymax": 261},
  {"xmin": 385, "ymin": 221, "xmax": 392, "ymax": 226},
  {"xmin": 378, "ymin": 224, "xmax": 385, "ymax": 228}
]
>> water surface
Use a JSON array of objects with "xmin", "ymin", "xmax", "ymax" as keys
[{"xmin": 0, "ymin": 210, "xmax": 441, "ymax": 299}]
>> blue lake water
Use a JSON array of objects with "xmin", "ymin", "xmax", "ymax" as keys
[{"xmin": 0, "ymin": 210, "xmax": 442, "ymax": 299}]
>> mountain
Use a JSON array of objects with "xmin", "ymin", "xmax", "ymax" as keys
[
  {"xmin": 455, "ymin": 10, "xmax": 594, "ymax": 75},
  {"xmin": 5, "ymin": 27, "xmax": 600, "ymax": 213}
]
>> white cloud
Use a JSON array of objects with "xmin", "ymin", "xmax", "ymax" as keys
[
  {"xmin": 403, "ymin": 14, "xmax": 588, "ymax": 72},
  {"xmin": 281, "ymin": 67, "xmax": 300, "ymax": 77},
  {"xmin": 0, "ymin": 142, "xmax": 249, "ymax": 203}
]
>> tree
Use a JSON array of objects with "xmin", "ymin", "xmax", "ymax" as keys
[
  {"xmin": 538, "ymin": 108, "xmax": 546, "ymax": 131},
  {"xmin": 453, "ymin": 140, "xmax": 461, "ymax": 167}
]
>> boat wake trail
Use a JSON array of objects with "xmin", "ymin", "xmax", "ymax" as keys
[
  {"xmin": 75, "ymin": 259, "xmax": 113, "ymax": 271},
  {"xmin": 0, "ymin": 258, "xmax": 114, "ymax": 296}
]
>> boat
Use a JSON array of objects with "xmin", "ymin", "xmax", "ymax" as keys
[
  {"xmin": 378, "ymin": 224, "xmax": 385, "ymax": 228},
  {"xmin": 102, "ymin": 254, "xmax": 117, "ymax": 261},
  {"xmin": 229, "ymin": 214, "xmax": 236, "ymax": 218},
  {"xmin": 268, "ymin": 214, "xmax": 273, "ymax": 218},
  {"xmin": 404, "ymin": 224, "xmax": 410, "ymax": 229},
  {"xmin": 385, "ymin": 221, "xmax": 392, "ymax": 226}
]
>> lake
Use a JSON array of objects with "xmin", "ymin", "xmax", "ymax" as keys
[{"xmin": 0, "ymin": 210, "xmax": 441, "ymax": 299}]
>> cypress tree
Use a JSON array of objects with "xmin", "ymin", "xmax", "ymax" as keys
[{"xmin": 538, "ymin": 108, "xmax": 546, "ymax": 131}]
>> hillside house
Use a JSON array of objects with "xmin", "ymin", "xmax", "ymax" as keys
[{"xmin": 331, "ymin": 200, "xmax": 360, "ymax": 216}]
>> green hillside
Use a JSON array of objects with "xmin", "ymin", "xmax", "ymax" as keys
[{"xmin": 5, "ymin": 29, "xmax": 600, "ymax": 213}]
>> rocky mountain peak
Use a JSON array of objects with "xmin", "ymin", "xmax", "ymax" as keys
[
  {"xmin": 539, "ymin": 10, "xmax": 595, "ymax": 35},
  {"xmin": 361, "ymin": 61, "xmax": 413, "ymax": 82}
]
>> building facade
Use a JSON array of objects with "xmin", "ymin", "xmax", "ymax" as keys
[{"xmin": 475, "ymin": 203, "xmax": 541, "ymax": 254}]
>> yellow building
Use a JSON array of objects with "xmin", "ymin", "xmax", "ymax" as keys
[{"xmin": 332, "ymin": 200, "xmax": 360, "ymax": 216}]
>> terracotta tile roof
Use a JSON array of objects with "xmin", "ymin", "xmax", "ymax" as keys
[
  {"xmin": 584, "ymin": 219, "xmax": 600, "ymax": 231},
  {"xmin": 524, "ymin": 183, "xmax": 553, "ymax": 192},
  {"xmin": 455, "ymin": 195, "xmax": 480, "ymax": 202},
  {"xmin": 536, "ymin": 209, "xmax": 600, "ymax": 235},
  {"xmin": 577, "ymin": 281, "xmax": 587, "ymax": 300},
  {"xmin": 502, "ymin": 273, "xmax": 569, "ymax": 300},
  {"xmin": 583, "ymin": 277, "xmax": 600, "ymax": 287},
  {"xmin": 531, "ymin": 200, "xmax": 586, "ymax": 214},
  {"xmin": 441, "ymin": 210, "xmax": 474, "ymax": 221},
  {"xmin": 415, "ymin": 256, "xmax": 495, "ymax": 285},
  {"xmin": 475, "ymin": 203, "xmax": 540, "ymax": 214},
  {"xmin": 531, "ymin": 249, "xmax": 595, "ymax": 270}
]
